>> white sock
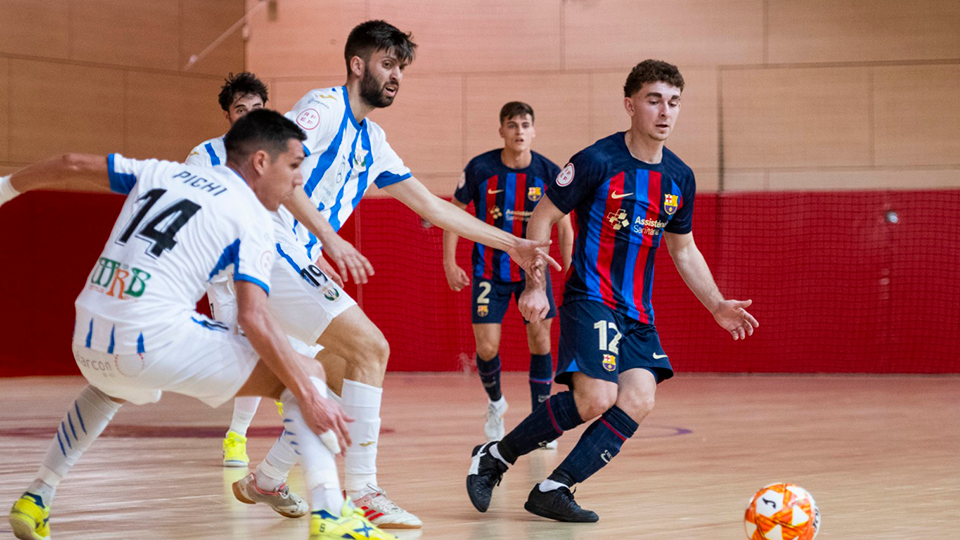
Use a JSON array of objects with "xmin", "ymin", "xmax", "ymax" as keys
[
  {"xmin": 255, "ymin": 432, "xmax": 299, "ymax": 491},
  {"xmin": 490, "ymin": 442, "xmax": 511, "ymax": 468},
  {"xmin": 34, "ymin": 385, "xmax": 122, "ymax": 504},
  {"xmin": 229, "ymin": 396, "xmax": 261, "ymax": 437},
  {"xmin": 279, "ymin": 378, "xmax": 344, "ymax": 514},
  {"xmin": 538, "ymin": 479, "xmax": 568, "ymax": 492},
  {"xmin": 341, "ymin": 379, "xmax": 382, "ymax": 494},
  {"xmin": 0, "ymin": 175, "xmax": 20, "ymax": 207}
]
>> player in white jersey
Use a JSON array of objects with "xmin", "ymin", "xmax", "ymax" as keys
[
  {"xmin": 229, "ymin": 20, "xmax": 562, "ymax": 529},
  {"xmin": 2, "ymin": 110, "xmax": 401, "ymax": 540}
]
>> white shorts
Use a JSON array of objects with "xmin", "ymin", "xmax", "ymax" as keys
[
  {"xmin": 208, "ymin": 271, "xmax": 326, "ymax": 359},
  {"xmin": 72, "ymin": 314, "xmax": 259, "ymax": 408},
  {"xmin": 269, "ymin": 235, "xmax": 355, "ymax": 345}
]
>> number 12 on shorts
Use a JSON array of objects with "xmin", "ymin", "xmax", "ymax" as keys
[{"xmin": 593, "ymin": 321, "xmax": 621, "ymax": 354}]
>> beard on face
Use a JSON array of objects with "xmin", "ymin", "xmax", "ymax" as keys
[{"xmin": 359, "ymin": 69, "xmax": 396, "ymax": 108}]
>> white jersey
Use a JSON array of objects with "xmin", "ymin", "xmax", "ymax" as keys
[
  {"xmin": 73, "ymin": 154, "xmax": 275, "ymax": 355},
  {"xmin": 279, "ymin": 85, "xmax": 411, "ymax": 260},
  {"xmin": 185, "ymin": 136, "xmax": 227, "ymax": 167}
]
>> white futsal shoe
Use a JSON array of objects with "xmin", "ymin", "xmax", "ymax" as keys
[
  {"xmin": 484, "ymin": 397, "xmax": 508, "ymax": 441},
  {"xmin": 350, "ymin": 484, "xmax": 422, "ymax": 529}
]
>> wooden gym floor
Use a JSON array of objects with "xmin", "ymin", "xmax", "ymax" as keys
[{"xmin": 0, "ymin": 373, "xmax": 957, "ymax": 539}]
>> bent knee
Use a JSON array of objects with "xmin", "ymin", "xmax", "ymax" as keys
[
  {"xmin": 617, "ymin": 392, "xmax": 655, "ymax": 421},
  {"xmin": 573, "ymin": 387, "xmax": 618, "ymax": 421}
]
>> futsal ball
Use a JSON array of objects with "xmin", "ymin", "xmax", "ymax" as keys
[{"xmin": 744, "ymin": 483, "xmax": 820, "ymax": 540}]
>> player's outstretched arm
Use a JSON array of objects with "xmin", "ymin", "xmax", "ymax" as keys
[
  {"xmin": 281, "ymin": 187, "xmax": 374, "ymax": 284},
  {"xmin": 442, "ymin": 198, "xmax": 471, "ymax": 291},
  {"xmin": 383, "ymin": 176, "xmax": 562, "ymax": 277},
  {"xmin": 235, "ymin": 280, "xmax": 353, "ymax": 448},
  {"xmin": 0, "ymin": 154, "xmax": 112, "ymax": 209},
  {"xmin": 664, "ymin": 231, "xmax": 759, "ymax": 340},
  {"xmin": 519, "ymin": 197, "xmax": 568, "ymax": 323}
]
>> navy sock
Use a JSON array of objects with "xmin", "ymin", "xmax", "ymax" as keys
[
  {"xmin": 498, "ymin": 391, "xmax": 583, "ymax": 464},
  {"xmin": 528, "ymin": 353, "xmax": 553, "ymax": 412},
  {"xmin": 476, "ymin": 353, "xmax": 502, "ymax": 402},
  {"xmin": 548, "ymin": 405, "xmax": 639, "ymax": 487}
]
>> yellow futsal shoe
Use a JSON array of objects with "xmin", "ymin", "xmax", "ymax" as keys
[
  {"xmin": 222, "ymin": 431, "xmax": 249, "ymax": 467},
  {"xmin": 9, "ymin": 492, "xmax": 50, "ymax": 540},
  {"xmin": 310, "ymin": 499, "xmax": 398, "ymax": 540}
]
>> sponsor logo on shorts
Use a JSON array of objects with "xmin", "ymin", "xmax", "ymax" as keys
[
  {"xmin": 89, "ymin": 257, "xmax": 151, "ymax": 300},
  {"xmin": 652, "ymin": 352, "xmax": 668, "ymax": 360},
  {"xmin": 602, "ymin": 354, "xmax": 617, "ymax": 372},
  {"xmin": 477, "ymin": 305, "xmax": 489, "ymax": 317},
  {"xmin": 323, "ymin": 288, "xmax": 340, "ymax": 302},
  {"xmin": 527, "ymin": 186, "xmax": 543, "ymax": 202}
]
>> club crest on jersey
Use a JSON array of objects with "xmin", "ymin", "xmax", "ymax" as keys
[
  {"xmin": 556, "ymin": 163, "xmax": 574, "ymax": 187},
  {"xmin": 296, "ymin": 108, "xmax": 320, "ymax": 130},
  {"xmin": 477, "ymin": 305, "xmax": 489, "ymax": 317},
  {"xmin": 489, "ymin": 206, "xmax": 503, "ymax": 219},
  {"xmin": 527, "ymin": 186, "xmax": 543, "ymax": 202},
  {"xmin": 663, "ymin": 194, "xmax": 679, "ymax": 215},
  {"xmin": 602, "ymin": 354, "xmax": 617, "ymax": 372}
]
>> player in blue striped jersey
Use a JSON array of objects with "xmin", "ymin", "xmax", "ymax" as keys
[
  {"xmin": 467, "ymin": 60, "xmax": 759, "ymax": 523},
  {"xmin": 444, "ymin": 102, "xmax": 574, "ymax": 444}
]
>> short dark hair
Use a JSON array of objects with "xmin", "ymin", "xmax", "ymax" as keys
[
  {"xmin": 623, "ymin": 60, "xmax": 684, "ymax": 97},
  {"xmin": 499, "ymin": 101, "xmax": 535, "ymax": 125},
  {"xmin": 224, "ymin": 109, "xmax": 305, "ymax": 162},
  {"xmin": 218, "ymin": 72, "xmax": 269, "ymax": 111},
  {"xmin": 344, "ymin": 20, "xmax": 417, "ymax": 74}
]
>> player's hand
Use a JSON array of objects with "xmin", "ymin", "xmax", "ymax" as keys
[
  {"xmin": 712, "ymin": 299, "xmax": 759, "ymax": 340},
  {"xmin": 322, "ymin": 233, "xmax": 374, "ymax": 284},
  {"xmin": 443, "ymin": 262, "xmax": 470, "ymax": 292},
  {"xmin": 506, "ymin": 238, "xmax": 561, "ymax": 282},
  {"xmin": 297, "ymin": 386, "xmax": 354, "ymax": 454},
  {"xmin": 519, "ymin": 287, "xmax": 551, "ymax": 323},
  {"xmin": 314, "ymin": 253, "xmax": 344, "ymax": 288}
]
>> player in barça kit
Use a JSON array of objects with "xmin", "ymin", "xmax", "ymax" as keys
[{"xmin": 466, "ymin": 60, "xmax": 759, "ymax": 522}]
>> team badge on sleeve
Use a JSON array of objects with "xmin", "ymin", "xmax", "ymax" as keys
[
  {"xmin": 296, "ymin": 108, "xmax": 320, "ymax": 130},
  {"xmin": 664, "ymin": 194, "xmax": 679, "ymax": 215},
  {"xmin": 556, "ymin": 163, "xmax": 575, "ymax": 187},
  {"xmin": 527, "ymin": 186, "xmax": 543, "ymax": 202},
  {"xmin": 260, "ymin": 250, "xmax": 274, "ymax": 276},
  {"xmin": 457, "ymin": 171, "xmax": 466, "ymax": 189}
]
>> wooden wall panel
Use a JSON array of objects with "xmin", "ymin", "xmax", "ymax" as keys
[
  {"xmin": 464, "ymin": 73, "xmax": 589, "ymax": 178},
  {"xmin": 0, "ymin": 0, "xmax": 70, "ymax": 59},
  {"xmin": 874, "ymin": 65, "xmax": 960, "ymax": 167},
  {"xmin": 722, "ymin": 67, "xmax": 872, "ymax": 170},
  {"xmin": 724, "ymin": 171, "xmax": 767, "ymax": 192},
  {"xmin": 125, "ymin": 73, "xmax": 227, "ymax": 162},
  {"xmin": 9, "ymin": 60, "xmax": 125, "ymax": 162},
  {"xmin": 245, "ymin": 0, "xmax": 366, "ymax": 79},
  {"xmin": 71, "ymin": 0, "xmax": 180, "ymax": 70},
  {"xmin": 368, "ymin": 0, "xmax": 562, "ymax": 74},
  {"xmin": 370, "ymin": 75, "xmax": 463, "ymax": 179},
  {"xmin": 589, "ymin": 68, "xmax": 719, "ymax": 172},
  {"xmin": 180, "ymin": 0, "xmax": 246, "ymax": 76},
  {"xmin": 769, "ymin": 0, "xmax": 960, "ymax": 64},
  {"xmin": 271, "ymin": 77, "xmax": 346, "ymax": 114},
  {"xmin": 564, "ymin": 0, "xmax": 764, "ymax": 70},
  {"xmin": 0, "ymin": 58, "xmax": 8, "ymax": 163},
  {"xmin": 768, "ymin": 169, "xmax": 960, "ymax": 191}
]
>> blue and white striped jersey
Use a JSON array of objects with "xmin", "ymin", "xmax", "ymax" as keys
[
  {"xmin": 277, "ymin": 86, "xmax": 411, "ymax": 260},
  {"xmin": 185, "ymin": 136, "xmax": 227, "ymax": 167}
]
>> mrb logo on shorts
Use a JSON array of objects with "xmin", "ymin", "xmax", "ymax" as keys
[{"xmin": 89, "ymin": 257, "xmax": 151, "ymax": 300}]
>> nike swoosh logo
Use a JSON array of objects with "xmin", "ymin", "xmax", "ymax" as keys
[
  {"xmin": 611, "ymin": 192, "xmax": 634, "ymax": 199},
  {"xmin": 652, "ymin": 353, "xmax": 668, "ymax": 359},
  {"xmin": 359, "ymin": 441, "xmax": 376, "ymax": 447},
  {"xmin": 488, "ymin": 189, "xmax": 504, "ymax": 194}
]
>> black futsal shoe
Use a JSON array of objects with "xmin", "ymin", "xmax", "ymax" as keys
[
  {"xmin": 524, "ymin": 484, "xmax": 600, "ymax": 523},
  {"xmin": 466, "ymin": 441, "xmax": 508, "ymax": 512}
]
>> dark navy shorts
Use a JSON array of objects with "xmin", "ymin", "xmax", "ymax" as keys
[
  {"xmin": 471, "ymin": 274, "xmax": 557, "ymax": 324},
  {"xmin": 555, "ymin": 300, "xmax": 674, "ymax": 386}
]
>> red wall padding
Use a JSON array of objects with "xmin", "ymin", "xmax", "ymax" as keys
[{"xmin": 1, "ymin": 190, "xmax": 958, "ymax": 377}]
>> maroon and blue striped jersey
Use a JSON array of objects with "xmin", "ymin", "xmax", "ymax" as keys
[
  {"xmin": 455, "ymin": 149, "xmax": 561, "ymax": 282},
  {"xmin": 546, "ymin": 132, "xmax": 696, "ymax": 323}
]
